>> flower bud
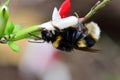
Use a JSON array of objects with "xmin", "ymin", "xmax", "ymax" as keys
[{"xmin": 0, "ymin": 5, "xmax": 9, "ymax": 38}]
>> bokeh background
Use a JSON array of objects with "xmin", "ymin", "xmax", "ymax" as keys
[{"xmin": 0, "ymin": 0, "xmax": 120, "ymax": 80}]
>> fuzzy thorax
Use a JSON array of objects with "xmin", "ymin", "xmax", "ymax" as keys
[{"xmin": 85, "ymin": 22, "xmax": 101, "ymax": 41}]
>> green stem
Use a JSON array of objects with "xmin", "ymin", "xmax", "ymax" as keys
[
  {"xmin": 81, "ymin": 0, "xmax": 110, "ymax": 23},
  {"xmin": 11, "ymin": 25, "xmax": 41, "ymax": 41}
]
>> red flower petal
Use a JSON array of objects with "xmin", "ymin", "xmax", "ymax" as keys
[{"xmin": 59, "ymin": 0, "xmax": 71, "ymax": 18}]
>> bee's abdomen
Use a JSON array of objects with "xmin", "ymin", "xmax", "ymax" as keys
[{"xmin": 57, "ymin": 40, "xmax": 73, "ymax": 51}]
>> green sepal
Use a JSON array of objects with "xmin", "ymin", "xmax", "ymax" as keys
[
  {"xmin": 8, "ymin": 41, "xmax": 19, "ymax": 52},
  {"xmin": 5, "ymin": 21, "xmax": 14, "ymax": 35}
]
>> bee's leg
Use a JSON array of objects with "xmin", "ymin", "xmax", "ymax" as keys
[
  {"xmin": 73, "ymin": 21, "xmax": 85, "ymax": 41},
  {"xmin": 72, "ymin": 31, "xmax": 82, "ymax": 43},
  {"xmin": 77, "ymin": 21, "xmax": 89, "ymax": 38},
  {"xmin": 28, "ymin": 33, "xmax": 45, "ymax": 43},
  {"xmin": 74, "ymin": 12, "xmax": 83, "ymax": 32},
  {"xmin": 28, "ymin": 39, "xmax": 45, "ymax": 43},
  {"xmin": 74, "ymin": 12, "xmax": 88, "ymax": 34},
  {"xmin": 77, "ymin": 21, "xmax": 82, "ymax": 31},
  {"xmin": 78, "ymin": 21, "xmax": 88, "ymax": 32}
]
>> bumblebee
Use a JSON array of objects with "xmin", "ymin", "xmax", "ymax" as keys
[{"xmin": 40, "ymin": 21, "xmax": 100, "ymax": 51}]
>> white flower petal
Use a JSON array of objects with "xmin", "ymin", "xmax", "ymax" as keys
[
  {"xmin": 52, "ymin": 7, "xmax": 61, "ymax": 22},
  {"xmin": 40, "ymin": 16, "xmax": 78, "ymax": 30}
]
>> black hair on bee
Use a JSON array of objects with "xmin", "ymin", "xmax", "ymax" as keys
[{"xmin": 39, "ymin": 21, "xmax": 100, "ymax": 51}]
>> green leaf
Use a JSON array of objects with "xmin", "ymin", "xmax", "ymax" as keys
[
  {"xmin": 5, "ymin": 21, "xmax": 14, "ymax": 35},
  {"xmin": 8, "ymin": 41, "xmax": 19, "ymax": 52},
  {"xmin": 13, "ymin": 24, "xmax": 25, "ymax": 33}
]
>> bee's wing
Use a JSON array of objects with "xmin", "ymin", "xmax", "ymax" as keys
[{"xmin": 77, "ymin": 47, "xmax": 100, "ymax": 53}]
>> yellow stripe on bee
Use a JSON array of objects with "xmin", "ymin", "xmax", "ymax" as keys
[
  {"xmin": 52, "ymin": 36, "xmax": 62, "ymax": 48},
  {"xmin": 77, "ymin": 39, "xmax": 87, "ymax": 48}
]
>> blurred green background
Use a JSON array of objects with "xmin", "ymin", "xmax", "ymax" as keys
[{"xmin": 0, "ymin": 0, "xmax": 120, "ymax": 80}]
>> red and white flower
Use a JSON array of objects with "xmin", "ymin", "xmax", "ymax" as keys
[{"xmin": 41, "ymin": 0, "xmax": 78, "ymax": 30}]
